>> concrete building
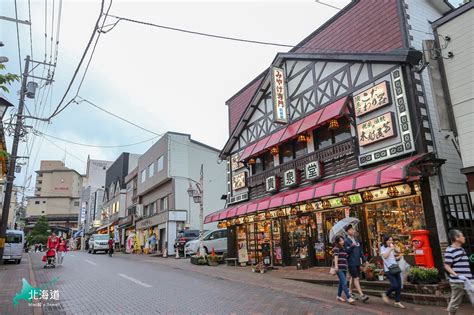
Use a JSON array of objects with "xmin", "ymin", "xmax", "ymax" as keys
[
  {"xmin": 134, "ymin": 132, "xmax": 226, "ymax": 255},
  {"xmin": 95, "ymin": 153, "xmax": 140, "ymax": 245},
  {"xmin": 119, "ymin": 167, "xmax": 138, "ymax": 246},
  {"xmin": 25, "ymin": 161, "xmax": 84, "ymax": 236}
]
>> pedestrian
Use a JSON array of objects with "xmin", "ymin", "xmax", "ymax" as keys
[
  {"xmin": 380, "ymin": 235, "xmax": 405, "ymax": 309},
  {"xmin": 57, "ymin": 237, "xmax": 68, "ymax": 265},
  {"xmin": 444, "ymin": 229, "xmax": 473, "ymax": 315},
  {"xmin": 344, "ymin": 224, "xmax": 369, "ymax": 302},
  {"xmin": 108, "ymin": 237, "xmax": 114, "ymax": 257},
  {"xmin": 34, "ymin": 243, "xmax": 39, "ymax": 253},
  {"xmin": 333, "ymin": 235, "xmax": 356, "ymax": 304},
  {"xmin": 150, "ymin": 233, "xmax": 157, "ymax": 254}
]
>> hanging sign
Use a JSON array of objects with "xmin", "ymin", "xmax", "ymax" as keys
[
  {"xmin": 284, "ymin": 169, "xmax": 297, "ymax": 187},
  {"xmin": 357, "ymin": 112, "xmax": 396, "ymax": 146},
  {"xmin": 316, "ymin": 212, "xmax": 322, "ymax": 224},
  {"xmin": 354, "ymin": 81, "xmax": 391, "ymax": 117},
  {"xmin": 232, "ymin": 172, "xmax": 247, "ymax": 190},
  {"xmin": 305, "ymin": 161, "xmax": 322, "ymax": 181},
  {"xmin": 265, "ymin": 176, "xmax": 278, "ymax": 193},
  {"xmin": 271, "ymin": 66, "xmax": 288, "ymax": 124},
  {"xmin": 231, "ymin": 153, "xmax": 244, "ymax": 171},
  {"xmin": 344, "ymin": 207, "xmax": 350, "ymax": 218}
]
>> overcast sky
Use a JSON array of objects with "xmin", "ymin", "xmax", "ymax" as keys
[{"xmin": 1, "ymin": 0, "xmax": 352, "ymax": 193}]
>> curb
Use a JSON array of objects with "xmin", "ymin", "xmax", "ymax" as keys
[{"xmin": 27, "ymin": 253, "xmax": 43, "ymax": 315}]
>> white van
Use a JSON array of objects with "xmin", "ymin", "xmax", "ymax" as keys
[{"xmin": 3, "ymin": 230, "xmax": 24, "ymax": 264}]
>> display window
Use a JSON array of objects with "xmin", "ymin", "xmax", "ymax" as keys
[{"xmin": 362, "ymin": 195, "xmax": 425, "ymax": 258}]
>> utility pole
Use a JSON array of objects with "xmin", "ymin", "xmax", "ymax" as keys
[{"xmin": 0, "ymin": 55, "xmax": 29, "ymax": 260}]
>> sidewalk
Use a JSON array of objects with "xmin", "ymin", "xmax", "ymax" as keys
[
  {"xmin": 116, "ymin": 252, "xmax": 473, "ymax": 315},
  {"xmin": 0, "ymin": 253, "xmax": 42, "ymax": 315}
]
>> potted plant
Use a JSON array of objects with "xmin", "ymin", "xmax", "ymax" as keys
[
  {"xmin": 408, "ymin": 266, "xmax": 440, "ymax": 284},
  {"xmin": 364, "ymin": 263, "xmax": 377, "ymax": 281}
]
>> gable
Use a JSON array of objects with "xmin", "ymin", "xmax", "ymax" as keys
[{"xmin": 231, "ymin": 57, "xmax": 398, "ymax": 154}]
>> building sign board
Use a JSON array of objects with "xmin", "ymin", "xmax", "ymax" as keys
[
  {"xmin": 271, "ymin": 66, "xmax": 288, "ymax": 124},
  {"xmin": 265, "ymin": 176, "xmax": 278, "ymax": 193},
  {"xmin": 168, "ymin": 210, "xmax": 187, "ymax": 221},
  {"xmin": 93, "ymin": 220, "xmax": 101, "ymax": 227},
  {"xmin": 283, "ymin": 169, "xmax": 297, "ymax": 187},
  {"xmin": 357, "ymin": 112, "xmax": 396, "ymax": 146},
  {"xmin": 370, "ymin": 184, "xmax": 412, "ymax": 201},
  {"xmin": 354, "ymin": 81, "xmax": 391, "ymax": 117},
  {"xmin": 232, "ymin": 172, "xmax": 247, "ymax": 190},
  {"xmin": 231, "ymin": 153, "xmax": 244, "ymax": 171},
  {"xmin": 305, "ymin": 161, "xmax": 322, "ymax": 181}
]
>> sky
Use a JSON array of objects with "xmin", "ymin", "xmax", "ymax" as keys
[{"xmin": 1, "ymin": 0, "xmax": 354, "ymax": 195}]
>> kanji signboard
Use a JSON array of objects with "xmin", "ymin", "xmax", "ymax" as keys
[
  {"xmin": 232, "ymin": 172, "xmax": 247, "ymax": 190},
  {"xmin": 354, "ymin": 81, "xmax": 391, "ymax": 117},
  {"xmin": 305, "ymin": 161, "xmax": 322, "ymax": 181},
  {"xmin": 265, "ymin": 176, "xmax": 278, "ymax": 193},
  {"xmin": 271, "ymin": 67, "xmax": 288, "ymax": 124},
  {"xmin": 284, "ymin": 169, "xmax": 297, "ymax": 187},
  {"xmin": 357, "ymin": 112, "xmax": 396, "ymax": 146}
]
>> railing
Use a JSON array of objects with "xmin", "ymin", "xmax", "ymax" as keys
[{"xmin": 247, "ymin": 138, "xmax": 355, "ymax": 187}]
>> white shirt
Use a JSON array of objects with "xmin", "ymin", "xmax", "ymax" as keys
[{"xmin": 380, "ymin": 246, "xmax": 397, "ymax": 272}]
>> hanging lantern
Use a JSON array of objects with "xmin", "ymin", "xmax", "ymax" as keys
[
  {"xmin": 322, "ymin": 199, "xmax": 331, "ymax": 209},
  {"xmin": 305, "ymin": 203, "xmax": 314, "ymax": 211},
  {"xmin": 277, "ymin": 209, "xmax": 285, "ymax": 217},
  {"xmin": 297, "ymin": 133, "xmax": 309, "ymax": 143},
  {"xmin": 226, "ymin": 221, "xmax": 231, "ymax": 228},
  {"xmin": 413, "ymin": 182, "xmax": 421, "ymax": 193},
  {"xmin": 341, "ymin": 194, "xmax": 351, "ymax": 206},
  {"xmin": 247, "ymin": 158, "xmax": 256, "ymax": 165},
  {"xmin": 270, "ymin": 146, "xmax": 279, "ymax": 156},
  {"xmin": 328, "ymin": 119, "xmax": 339, "ymax": 130},
  {"xmin": 387, "ymin": 185, "xmax": 399, "ymax": 198},
  {"xmin": 244, "ymin": 216, "xmax": 249, "ymax": 223},
  {"xmin": 362, "ymin": 190, "xmax": 373, "ymax": 202},
  {"xmin": 265, "ymin": 211, "xmax": 272, "ymax": 219}
]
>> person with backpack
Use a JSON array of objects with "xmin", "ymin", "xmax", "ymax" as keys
[
  {"xmin": 444, "ymin": 229, "xmax": 473, "ymax": 315},
  {"xmin": 380, "ymin": 235, "xmax": 405, "ymax": 309}
]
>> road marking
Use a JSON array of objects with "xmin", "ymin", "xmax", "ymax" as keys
[
  {"xmin": 84, "ymin": 259, "xmax": 97, "ymax": 266},
  {"xmin": 118, "ymin": 273, "xmax": 152, "ymax": 288}
]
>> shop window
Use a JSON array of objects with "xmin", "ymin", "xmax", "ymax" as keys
[
  {"xmin": 279, "ymin": 142, "xmax": 294, "ymax": 164},
  {"xmin": 313, "ymin": 117, "xmax": 352, "ymax": 150},
  {"xmin": 262, "ymin": 151, "xmax": 274, "ymax": 170}
]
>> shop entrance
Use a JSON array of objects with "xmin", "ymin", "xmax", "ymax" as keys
[
  {"xmin": 282, "ymin": 214, "xmax": 317, "ymax": 267},
  {"xmin": 159, "ymin": 228, "xmax": 166, "ymax": 252}
]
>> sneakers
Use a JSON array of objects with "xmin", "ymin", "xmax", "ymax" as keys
[
  {"xmin": 349, "ymin": 293, "xmax": 359, "ymax": 300},
  {"xmin": 382, "ymin": 293, "xmax": 390, "ymax": 304},
  {"xmin": 394, "ymin": 302, "xmax": 406, "ymax": 309},
  {"xmin": 360, "ymin": 295, "xmax": 369, "ymax": 302},
  {"xmin": 347, "ymin": 297, "xmax": 356, "ymax": 304},
  {"xmin": 336, "ymin": 296, "xmax": 346, "ymax": 302}
]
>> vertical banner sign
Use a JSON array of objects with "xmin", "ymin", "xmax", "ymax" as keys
[
  {"xmin": 316, "ymin": 212, "xmax": 322, "ymax": 224},
  {"xmin": 271, "ymin": 67, "xmax": 288, "ymax": 124},
  {"xmin": 80, "ymin": 202, "xmax": 87, "ymax": 224},
  {"xmin": 344, "ymin": 207, "xmax": 350, "ymax": 218}
]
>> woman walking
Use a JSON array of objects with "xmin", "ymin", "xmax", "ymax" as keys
[
  {"xmin": 57, "ymin": 237, "xmax": 68, "ymax": 265},
  {"xmin": 380, "ymin": 235, "xmax": 405, "ymax": 309},
  {"xmin": 333, "ymin": 235, "xmax": 356, "ymax": 304}
]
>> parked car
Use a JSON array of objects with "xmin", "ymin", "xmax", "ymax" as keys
[
  {"xmin": 174, "ymin": 229, "xmax": 200, "ymax": 254},
  {"xmin": 185, "ymin": 229, "xmax": 227, "ymax": 255},
  {"xmin": 88, "ymin": 234, "xmax": 110, "ymax": 254},
  {"xmin": 2, "ymin": 230, "xmax": 24, "ymax": 264}
]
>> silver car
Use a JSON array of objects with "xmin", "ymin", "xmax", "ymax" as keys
[{"xmin": 88, "ymin": 234, "xmax": 110, "ymax": 254}]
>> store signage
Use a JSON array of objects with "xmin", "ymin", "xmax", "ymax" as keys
[
  {"xmin": 284, "ymin": 169, "xmax": 297, "ymax": 187},
  {"xmin": 316, "ymin": 212, "xmax": 322, "ymax": 224},
  {"xmin": 168, "ymin": 210, "xmax": 187, "ymax": 222},
  {"xmin": 329, "ymin": 198, "xmax": 343, "ymax": 208},
  {"xmin": 305, "ymin": 161, "xmax": 322, "ymax": 181},
  {"xmin": 354, "ymin": 81, "xmax": 391, "ymax": 117},
  {"xmin": 232, "ymin": 172, "xmax": 247, "ymax": 190},
  {"xmin": 370, "ymin": 184, "xmax": 412, "ymax": 201},
  {"xmin": 93, "ymin": 220, "xmax": 101, "ymax": 227},
  {"xmin": 265, "ymin": 176, "xmax": 278, "ymax": 193},
  {"xmin": 136, "ymin": 213, "xmax": 167, "ymax": 229},
  {"xmin": 271, "ymin": 66, "xmax": 288, "ymax": 124},
  {"xmin": 257, "ymin": 213, "xmax": 266, "ymax": 221},
  {"xmin": 80, "ymin": 202, "xmax": 86, "ymax": 223},
  {"xmin": 231, "ymin": 153, "xmax": 244, "ymax": 171},
  {"xmin": 349, "ymin": 193, "xmax": 363, "ymax": 204},
  {"xmin": 357, "ymin": 112, "xmax": 396, "ymax": 146}
]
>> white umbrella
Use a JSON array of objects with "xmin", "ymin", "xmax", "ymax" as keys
[{"xmin": 329, "ymin": 217, "xmax": 360, "ymax": 243}]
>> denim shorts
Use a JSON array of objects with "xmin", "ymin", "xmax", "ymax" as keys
[{"xmin": 348, "ymin": 265, "xmax": 361, "ymax": 278}]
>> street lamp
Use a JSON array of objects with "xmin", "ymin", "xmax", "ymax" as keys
[{"xmin": 183, "ymin": 165, "xmax": 205, "ymax": 256}]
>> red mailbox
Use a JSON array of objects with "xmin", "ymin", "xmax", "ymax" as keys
[{"xmin": 411, "ymin": 229, "xmax": 434, "ymax": 268}]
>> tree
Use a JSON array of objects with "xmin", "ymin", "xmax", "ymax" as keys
[
  {"xmin": 27, "ymin": 216, "xmax": 50, "ymax": 245},
  {"xmin": 0, "ymin": 63, "xmax": 19, "ymax": 93}
]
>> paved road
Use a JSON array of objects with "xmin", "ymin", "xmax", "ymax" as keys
[{"xmin": 29, "ymin": 251, "xmax": 374, "ymax": 315}]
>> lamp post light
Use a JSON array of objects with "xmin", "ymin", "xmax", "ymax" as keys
[{"xmin": 185, "ymin": 164, "xmax": 205, "ymax": 256}]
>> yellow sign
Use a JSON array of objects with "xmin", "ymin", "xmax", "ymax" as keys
[{"xmin": 354, "ymin": 81, "xmax": 391, "ymax": 117}]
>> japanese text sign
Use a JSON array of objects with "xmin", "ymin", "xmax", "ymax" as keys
[
  {"xmin": 232, "ymin": 172, "xmax": 247, "ymax": 190},
  {"xmin": 284, "ymin": 169, "xmax": 297, "ymax": 187},
  {"xmin": 357, "ymin": 112, "xmax": 396, "ymax": 146},
  {"xmin": 354, "ymin": 81, "xmax": 391, "ymax": 117},
  {"xmin": 305, "ymin": 161, "xmax": 322, "ymax": 181},
  {"xmin": 231, "ymin": 153, "xmax": 244, "ymax": 171},
  {"xmin": 271, "ymin": 67, "xmax": 288, "ymax": 124},
  {"xmin": 265, "ymin": 176, "xmax": 278, "ymax": 192}
]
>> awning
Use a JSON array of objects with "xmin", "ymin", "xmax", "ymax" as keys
[
  {"xmin": 205, "ymin": 153, "xmax": 428, "ymax": 223},
  {"xmin": 240, "ymin": 96, "xmax": 349, "ymax": 162}
]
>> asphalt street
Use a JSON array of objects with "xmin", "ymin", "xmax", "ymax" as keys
[{"xmin": 28, "ymin": 251, "xmax": 373, "ymax": 315}]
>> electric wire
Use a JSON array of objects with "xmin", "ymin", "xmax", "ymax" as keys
[
  {"xmin": 14, "ymin": 0, "xmax": 23, "ymax": 73},
  {"xmin": 27, "ymin": 0, "xmax": 35, "ymax": 82}
]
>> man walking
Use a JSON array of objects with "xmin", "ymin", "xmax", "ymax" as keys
[
  {"xmin": 444, "ymin": 229, "xmax": 472, "ymax": 315},
  {"xmin": 344, "ymin": 224, "xmax": 369, "ymax": 302}
]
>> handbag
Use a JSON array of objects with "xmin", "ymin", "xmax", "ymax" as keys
[
  {"xmin": 388, "ymin": 263, "xmax": 402, "ymax": 275},
  {"xmin": 329, "ymin": 259, "xmax": 337, "ymax": 276}
]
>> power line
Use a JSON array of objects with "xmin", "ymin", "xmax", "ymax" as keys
[
  {"xmin": 314, "ymin": 0, "xmax": 343, "ymax": 10},
  {"xmin": 14, "ymin": 0, "xmax": 22, "ymax": 73},
  {"xmin": 27, "ymin": 0, "xmax": 35, "ymax": 81},
  {"xmin": 38, "ymin": 131, "xmax": 160, "ymax": 148},
  {"xmin": 42, "ymin": 135, "xmax": 86, "ymax": 163},
  {"xmin": 76, "ymin": 96, "xmax": 161, "ymax": 136},
  {"xmin": 48, "ymin": 0, "xmax": 105, "ymax": 119}
]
